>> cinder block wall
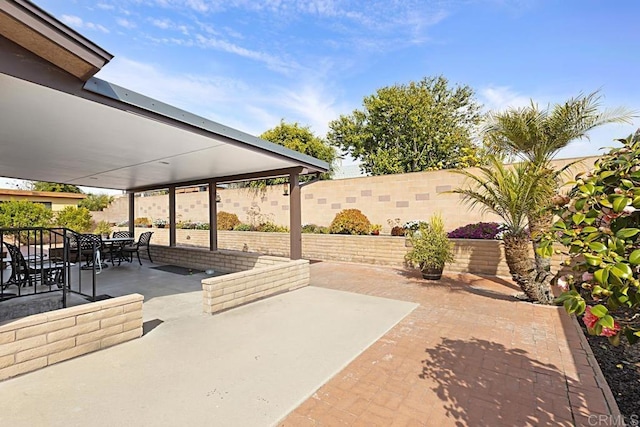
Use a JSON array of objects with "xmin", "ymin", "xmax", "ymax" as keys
[
  {"xmin": 202, "ymin": 259, "xmax": 309, "ymax": 314},
  {"xmin": 94, "ymin": 156, "xmax": 598, "ymax": 233},
  {"xmin": 0, "ymin": 294, "xmax": 143, "ymax": 381}
]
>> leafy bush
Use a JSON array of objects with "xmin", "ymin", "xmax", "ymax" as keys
[
  {"xmin": 540, "ymin": 131, "xmax": 640, "ymax": 345},
  {"xmin": 93, "ymin": 220, "xmax": 112, "ymax": 236},
  {"xmin": 448, "ymin": 222, "xmax": 506, "ymax": 239},
  {"xmin": 176, "ymin": 221, "xmax": 196, "ymax": 229},
  {"xmin": 256, "ymin": 222, "xmax": 289, "ymax": 232},
  {"xmin": 134, "ymin": 217, "xmax": 151, "ymax": 227},
  {"xmin": 55, "ymin": 206, "xmax": 92, "ymax": 233},
  {"xmin": 302, "ymin": 224, "xmax": 320, "ymax": 233},
  {"xmin": 217, "ymin": 211, "xmax": 241, "ymax": 230},
  {"xmin": 194, "ymin": 222, "xmax": 209, "ymax": 230},
  {"xmin": 405, "ymin": 213, "xmax": 454, "ymax": 270},
  {"xmin": 233, "ymin": 223, "xmax": 254, "ymax": 231},
  {"xmin": 329, "ymin": 209, "xmax": 371, "ymax": 235},
  {"xmin": 0, "ymin": 200, "xmax": 53, "ymax": 228}
]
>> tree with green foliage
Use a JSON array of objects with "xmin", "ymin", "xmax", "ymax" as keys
[
  {"xmin": 55, "ymin": 206, "xmax": 92, "ymax": 233},
  {"xmin": 451, "ymin": 157, "xmax": 550, "ymax": 302},
  {"xmin": 484, "ymin": 91, "xmax": 634, "ymax": 301},
  {"xmin": 328, "ymin": 76, "xmax": 483, "ymax": 175},
  {"xmin": 79, "ymin": 194, "xmax": 114, "ymax": 211},
  {"xmin": 237, "ymin": 121, "xmax": 337, "ymax": 188},
  {"xmin": 31, "ymin": 181, "xmax": 83, "ymax": 193},
  {"xmin": 0, "ymin": 200, "xmax": 53, "ymax": 228}
]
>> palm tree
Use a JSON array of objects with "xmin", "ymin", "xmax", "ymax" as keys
[
  {"xmin": 484, "ymin": 91, "xmax": 635, "ymax": 274},
  {"xmin": 451, "ymin": 156, "xmax": 552, "ymax": 302}
]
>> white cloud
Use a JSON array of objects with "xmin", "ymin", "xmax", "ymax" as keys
[
  {"xmin": 117, "ymin": 18, "xmax": 137, "ymax": 29},
  {"xmin": 479, "ymin": 86, "xmax": 532, "ymax": 112},
  {"xmin": 194, "ymin": 35, "xmax": 299, "ymax": 74},
  {"xmin": 97, "ymin": 3, "xmax": 115, "ymax": 10},
  {"xmin": 61, "ymin": 14, "xmax": 110, "ymax": 33}
]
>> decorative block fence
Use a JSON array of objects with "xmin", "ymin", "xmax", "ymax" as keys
[
  {"xmin": 0, "ymin": 294, "xmax": 143, "ymax": 381},
  {"xmin": 125, "ymin": 228, "xmax": 565, "ymax": 278}
]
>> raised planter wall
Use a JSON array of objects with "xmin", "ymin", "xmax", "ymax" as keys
[
  {"xmin": 0, "ymin": 294, "xmax": 143, "ymax": 381},
  {"xmin": 202, "ymin": 259, "xmax": 309, "ymax": 314},
  {"xmin": 125, "ymin": 228, "xmax": 565, "ymax": 278}
]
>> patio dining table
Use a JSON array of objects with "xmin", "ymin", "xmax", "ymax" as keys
[{"xmin": 101, "ymin": 237, "xmax": 135, "ymax": 265}]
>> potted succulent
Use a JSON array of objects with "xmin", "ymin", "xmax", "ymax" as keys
[
  {"xmin": 404, "ymin": 213, "xmax": 454, "ymax": 280},
  {"xmin": 370, "ymin": 224, "xmax": 382, "ymax": 235},
  {"xmin": 154, "ymin": 218, "xmax": 168, "ymax": 228}
]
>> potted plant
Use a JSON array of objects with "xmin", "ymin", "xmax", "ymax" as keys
[
  {"xmin": 370, "ymin": 224, "xmax": 382, "ymax": 235},
  {"xmin": 154, "ymin": 218, "xmax": 167, "ymax": 228},
  {"xmin": 94, "ymin": 220, "xmax": 112, "ymax": 239},
  {"xmin": 404, "ymin": 213, "xmax": 454, "ymax": 280}
]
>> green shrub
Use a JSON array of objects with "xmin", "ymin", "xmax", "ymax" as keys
[
  {"xmin": 256, "ymin": 222, "xmax": 289, "ymax": 232},
  {"xmin": 194, "ymin": 222, "xmax": 210, "ymax": 230},
  {"xmin": 217, "ymin": 211, "xmax": 241, "ymax": 230},
  {"xmin": 302, "ymin": 224, "xmax": 319, "ymax": 233},
  {"xmin": 316, "ymin": 226, "xmax": 330, "ymax": 234},
  {"xmin": 233, "ymin": 223, "xmax": 254, "ymax": 231},
  {"xmin": 329, "ymin": 209, "xmax": 371, "ymax": 235},
  {"xmin": 56, "ymin": 206, "xmax": 92, "ymax": 233},
  {"xmin": 0, "ymin": 200, "xmax": 53, "ymax": 229},
  {"xmin": 134, "ymin": 217, "xmax": 151, "ymax": 227},
  {"xmin": 93, "ymin": 220, "xmax": 112, "ymax": 236}
]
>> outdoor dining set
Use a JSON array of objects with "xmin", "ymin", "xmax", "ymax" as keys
[{"xmin": 0, "ymin": 230, "xmax": 153, "ymax": 298}]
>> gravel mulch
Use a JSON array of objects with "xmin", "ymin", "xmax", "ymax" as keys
[{"xmin": 584, "ymin": 329, "xmax": 640, "ymax": 419}]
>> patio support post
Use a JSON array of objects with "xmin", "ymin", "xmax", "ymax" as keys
[
  {"xmin": 128, "ymin": 192, "xmax": 134, "ymax": 236},
  {"xmin": 169, "ymin": 186, "xmax": 176, "ymax": 247},
  {"xmin": 289, "ymin": 171, "xmax": 302, "ymax": 260},
  {"xmin": 208, "ymin": 179, "xmax": 217, "ymax": 251}
]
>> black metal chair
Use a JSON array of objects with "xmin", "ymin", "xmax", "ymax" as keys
[
  {"xmin": 108, "ymin": 231, "xmax": 133, "ymax": 265},
  {"xmin": 76, "ymin": 234, "xmax": 104, "ymax": 271},
  {"xmin": 121, "ymin": 231, "xmax": 153, "ymax": 265},
  {"xmin": 2, "ymin": 242, "xmax": 64, "ymax": 293}
]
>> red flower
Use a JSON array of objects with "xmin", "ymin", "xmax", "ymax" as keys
[
  {"xmin": 601, "ymin": 322, "xmax": 621, "ymax": 337},
  {"xmin": 582, "ymin": 306, "xmax": 599, "ymax": 329}
]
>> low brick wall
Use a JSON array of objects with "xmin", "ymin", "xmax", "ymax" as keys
[
  {"xmin": 202, "ymin": 259, "xmax": 309, "ymax": 314},
  {"xmin": 122, "ymin": 228, "xmax": 566, "ymax": 277},
  {"xmin": 0, "ymin": 294, "xmax": 143, "ymax": 381},
  {"xmin": 147, "ymin": 244, "xmax": 292, "ymax": 273}
]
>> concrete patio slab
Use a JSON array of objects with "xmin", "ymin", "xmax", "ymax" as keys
[{"xmin": 0, "ymin": 282, "xmax": 417, "ymax": 426}]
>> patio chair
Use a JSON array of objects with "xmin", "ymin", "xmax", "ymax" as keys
[
  {"xmin": 107, "ymin": 231, "xmax": 134, "ymax": 266},
  {"xmin": 121, "ymin": 231, "xmax": 153, "ymax": 265},
  {"xmin": 76, "ymin": 234, "xmax": 104, "ymax": 272},
  {"xmin": 2, "ymin": 242, "xmax": 64, "ymax": 294}
]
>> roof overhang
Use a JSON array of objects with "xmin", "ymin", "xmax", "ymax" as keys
[
  {"xmin": 0, "ymin": 1, "xmax": 329, "ymax": 194},
  {"xmin": 0, "ymin": 0, "xmax": 112, "ymax": 81}
]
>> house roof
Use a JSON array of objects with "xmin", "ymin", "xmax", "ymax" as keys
[
  {"xmin": 0, "ymin": 188, "xmax": 86, "ymax": 199},
  {"xmin": 0, "ymin": 1, "xmax": 329, "ymax": 193}
]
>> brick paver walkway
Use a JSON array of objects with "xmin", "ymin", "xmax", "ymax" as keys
[{"xmin": 280, "ymin": 262, "xmax": 618, "ymax": 426}]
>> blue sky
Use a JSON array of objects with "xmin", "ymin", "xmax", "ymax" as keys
[{"xmin": 6, "ymin": 1, "xmax": 639, "ymax": 193}]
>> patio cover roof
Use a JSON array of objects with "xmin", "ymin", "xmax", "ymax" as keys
[{"xmin": 0, "ymin": 0, "xmax": 329, "ymax": 193}]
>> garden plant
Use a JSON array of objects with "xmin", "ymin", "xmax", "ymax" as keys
[{"xmin": 539, "ymin": 131, "xmax": 640, "ymax": 345}]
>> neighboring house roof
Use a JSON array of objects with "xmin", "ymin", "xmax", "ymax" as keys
[
  {"xmin": 332, "ymin": 164, "xmax": 368, "ymax": 180},
  {"xmin": 0, "ymin": 1, "xmax": 329, "ymax": 193},
  {"xmin": 0, "ymin": 188, "xmax": 86, "ymax": 199}
]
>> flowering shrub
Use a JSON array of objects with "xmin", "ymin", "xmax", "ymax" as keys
[
  {"xmin": 154, "ymin": 218, "xmax": 167, "ymax": 227},
  {"xmin": 448, "ymin": 222, "xmax": 507, "ymax": 240},
  {"xmin": 540, "ymin": 131, "xmax": 640, "ymax": 345},
  {"xmin": 403, "ymin": 220, "xmax": 429, "ymax": 232}
]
